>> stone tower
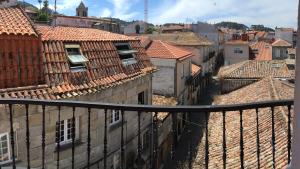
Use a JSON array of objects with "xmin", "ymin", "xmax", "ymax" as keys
[{"xmin": 76, "ymin": 1, "xmax": 88, "ymax": 17}]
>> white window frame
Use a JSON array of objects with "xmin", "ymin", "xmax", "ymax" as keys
[
  {"xmin": 56, "ymin": 118, "xmax": 79, "ymax": 145},
  {"xmin": 0, "ymin": 132, "xmax": 11, "ymax": 164},
  {"xmin": 110, "ymin": 110, "xmax": 121, "ymax": 125}
]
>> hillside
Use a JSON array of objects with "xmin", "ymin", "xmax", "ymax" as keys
[{"xmin": 215, "ymin": 21, "xmax": 248, "ymax": 30}]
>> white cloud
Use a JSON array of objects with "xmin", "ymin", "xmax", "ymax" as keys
[
  {"xmin": 150, "ymin": 0, "xmax": 298, "ymax": 28},
  {"xmin": 100, "ymin": 8, "xmax": 112, "ymax": 17},
  {"xmin": 105, "ymin": 0, "xmax": 140, "ymax": 20},
  {"xmin": 48, "ymin": 0, "xmax": 82, "ymax": 12}
]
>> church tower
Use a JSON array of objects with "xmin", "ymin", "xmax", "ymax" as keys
[{"xmin": 76, "ymin": 1, "xmax": 88, "ymax": 17}]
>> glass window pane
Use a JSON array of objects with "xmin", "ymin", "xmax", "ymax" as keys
[{"xmin": 68, "ymin": 55, "xmax": 88, "ymax": 64}]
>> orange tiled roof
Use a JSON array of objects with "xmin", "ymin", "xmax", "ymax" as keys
[
  {"xmin": 37, "ymin": 26, "xmax": 136, "ymax": 41},
  {"xmin": 225, "ymin": 40, "xmax": 249, "ymax": 45},
  {"xmin": 0, "ymin": 7, "xmax": 37, "ymax": 36},
  {"xmin": 191, "ymin": 64, "xmax": 201, "ymax": 76},
  {"xmin": 218, "ymin": 60, "xmax": 292, "ymax": 79},
  {"xmin": 272, "ymin": 39, "xmax": 292, "ymax": 47},
  {"xmin": 0, "ymin": 25, "xmax": 155, "ymax": 99},
  {"xmin": 250, "ymin": 41, "xmax": 272, "ymax": 60},
  {"xmin": 193, "ymin": 77, "xmax": 294, "ymax": 168},
  {"xmin": 146, "ymin": 40, "xmax": 193, "ymax": 60}
]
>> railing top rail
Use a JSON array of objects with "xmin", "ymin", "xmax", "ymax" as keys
[{"xmin": 0, "ymin": 99, "xmax": 294, "ymax": 112}]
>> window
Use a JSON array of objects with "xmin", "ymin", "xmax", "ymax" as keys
[
  {"xmin": 0, "ymin": 133, "xmax": 10, "ymax": 163},
  {"xmin": 141, "ymin": 131, "xmax": 150, "ymax": 151},
  {"xmin": 110, "ymin": 110, "xmax": 121, "ymax": 125},
  {"xmin": 115, "ymin": 43, "xmax": 138, "ymax": 66},
  {"xmin": 56, "ymin": 118, "xmax": 78, "ymax": 145},
  {"xmin": 234, "ymin": 48, "xmax": 243, "ymax": 54},
  {"xmin": 65, "ymin": 44, "xmax": 88, "ymax": 72},
  {"xmin": 138, "ymin": 91, "xmax": 146, "ymax": 105}
]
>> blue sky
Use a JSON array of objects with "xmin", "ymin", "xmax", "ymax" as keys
[{"xmin": 27, "ymin": 0, "xmax": 298, "ymax": 28}]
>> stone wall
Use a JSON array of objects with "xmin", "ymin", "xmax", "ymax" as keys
[{"xmin": 0, "ymin": 74, "xmax": 153, "ymax": 169}]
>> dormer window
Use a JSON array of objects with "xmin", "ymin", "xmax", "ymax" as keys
[
  {"xmin": 115, "ymin": 43, "xmax": 138, "ymax": 66},
  {"xmin": 65, "ymin": 44, "xmax": 88, "ymax": 72}
]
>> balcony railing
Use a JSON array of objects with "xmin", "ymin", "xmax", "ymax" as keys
[{"xmin": 0, "ymin": 98, "xmax": 293, "ymax": 169}]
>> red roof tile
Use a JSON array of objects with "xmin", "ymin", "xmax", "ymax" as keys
[
  {"xmin": 37, "ymin": 26, "xmax": 136, "ymax": 41},
  {"xmin": 250, "ymin": 41, "xmax": 272, "ymax": 60},
  {"xmin": 146, "ymin": 40, "xmax": 193, "ymax": 60},
  {"xmin": 0, "ymin": 7, "xmax": 37, "ymax": 36},
  {"xmin": 191, "ymin": 64, "xmax": 201, "ymax": 76},
  {"xmin": 194, "ymin": 77, "xmax": 294, "ymax": 168},
  {"xmin": 272, "ymin": 39, "xmax": 292, "ymax": 47}
]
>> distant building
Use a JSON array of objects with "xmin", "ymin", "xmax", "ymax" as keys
[
  {"xmin": 124, "ymin": 21, "xmax": 147, "ymax": 35},
  {"xmin": 147, "ymin": 32, "xmax": 215, "ymax": 75},
  {"xmin": 250, "ymin": 41, "xmax": 272, "ymax": 60},
  {"xmin": 0, "ymin": 0, "xmax": 17, "ymax": 7},
  {"xmin": 76, "ymin": 1, "xmax": 88, "ymax": 17},
  {"xmin": 146, "ymin": 40, "xmax": 193, "ymax": 105},
  {"xmin": 224, "ymin": 40, "xmax": 249, "ymax": 65},
  {"xmin": 218, "ymin": 60, "xmax": 292, "ymax": 93},
  {"xmin": 53, "ymin": 15, "xmax": 120, "ymax": 33},
  {"xmin": 272, "ymin": 39, "xmax": 292, "ymax": 60},
  {"xmin": 161, "ymin": 25, "xmax": 186, "ymax": 33},
  {"xmin": 275, "ymin": 27, "xmax": 294, "ymax": 45}
]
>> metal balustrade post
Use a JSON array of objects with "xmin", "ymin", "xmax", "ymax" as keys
[
  {"xmin": 103, "ymin": 109, "xmax": 108, "ymax": 169},
  {"xmin": 72, "ymin": 107, "xmax": 76, "ymax": 169},
  {"xmin": 152, "ymin": 112, "xmax": 158, "ymax": 169},
  {"xmin": 41, "ymin": 105, "xmax": 46, "ymax": 169},
  {"xmin": 288, "ymin": 105, "xmax": 292, "ymax": 164},
  {"xmin": 205, "ymin": 111, "xmax": 209, "ymax": 169},
  {"xmin": 271, "ymin": 106, "xmax": 276, "ymax": 169},
  {"xmin": 9, "ymin": 104, "xmax": 16, "ymax": 169},
  {"xmin": 137, "ymin": 111, "xmax": 142, "ymax": 169},
  {"xmin": 87, "ymin": 108, "xmax": 91, "ymax": 168},
  {"xmin": 25, "ymin": 104, "xmax": 30, "ymax": 169},
  {"xmin": 171, "ymin": 112, "xmax": 177, "ymax": 160},
  {"xmin": 256, "ymin": 108, "xmax": 260, "ymax": 168},
  {"xmin": 222, "ymin": 111, "xmax": 226, "ymax": 169},
  {"xmin": 239, "ymin": 110, "xmax": 244, "ymax": 169},
  {"xmin": 56, "ymin": 106, "xmax": 61, "ymax": 169},
  {"xmin": 120, "ymin": 110, "xmax": 125, "ymax": 169}
]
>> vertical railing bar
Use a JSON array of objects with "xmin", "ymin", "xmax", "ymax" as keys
[
  {"xmin": 240, "ymin": 110, "xmax": 244, "ymax": 169},
  {"xmin": 137, "ymin": 111, "xmax": 142, "ymax": 169},
  {"xmin": 103, "ymin": 109, "xmax": 108, "ymax": 169},
  {"xmin": 72, "ymin": 107, "xmax": 76, "ymax": 169},
  {"xmin": 222, "ymin": 110, "xmax": 226, "ymax": 169},
  {"xmin": 271, "ymin": 106, "xmax": 276, "ymax": 169},
  {"xmin": 25, "ymin": 104, "xmax": 31, "ymax": 169},
  {"xmin": 205, "ymin": 111, "xmax": 209, "ymax": 169},
  {"xmin": 287, "ymin": 105, "xmax": 292, "ymax": 164},
  {"xmin": 152, "ymin": 112, "xmax": 158, "ymax": 169},
  {"xmin": 256, "ymin": 108, "xmax": 260, "ymax": 168},
  {"xmin": 87, "ymin": 107, "xmax": 91, "ymax": 169},
  {"xmin": 121, "ymin": 110, "xmax": 125, "ymax": 169},
  {"xmin": 41, "ymin": 105, "xmax": 46, "ymax": 169},
  {"xmin": 188, "ymin": 112, "xmax": 192, "ymax": 169},
  {"xmin": 9, "ymin": 104, "xmax": 16, "ymax": 169},
  {"xmin": 171, "ymin": 112, "xmax": 177, "ymax": 160},
  {"xmin": 56, "ymin": 106, "xmax": 61, "ymax": 169}
]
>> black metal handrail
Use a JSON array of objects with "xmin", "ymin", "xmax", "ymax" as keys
[{"xmin": 0, "ymin": 98, "xmax": 294, "ymax": 169}]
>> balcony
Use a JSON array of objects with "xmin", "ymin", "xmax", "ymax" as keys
[{"xmin": 0, "ymin": 98, "xmax": 293, "ymax": 169}]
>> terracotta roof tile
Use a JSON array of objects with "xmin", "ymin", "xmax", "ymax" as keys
[
  {"xmin": 146, "ymin": 40, "xmax": 193, "ymax": 60},
  {"xmin": 272, "ymin": 39, "xmax": 292, "ymax": 47},
  {"xmin": 37, "ymin": 26, "xmax": 136, "ymax": 41},
  {"xmin": 193, "ymin": 77, "xmax": 294, "ymax": 168},
  {"xmin": 250, "ymin": 41, "xmax": 272, "ymax": 60},
  {"xmin": 0, "ymin": 7, "xmax": 37, "ymax": 36},
  {"xmin": 152, "ymin": 95, "xmax": 177, "ymax": 121},
  {"xmin": 218, "ymin": 60, "xmax": 292, "ymax": 79},
  {"xmin": 191, "ymin": 64, "xmax": 201, "ymax": 76}
]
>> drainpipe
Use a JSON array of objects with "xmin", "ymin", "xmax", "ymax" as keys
[{"xmin": 291, "ymin": 0, "xmax": 300, "ymax": 168}]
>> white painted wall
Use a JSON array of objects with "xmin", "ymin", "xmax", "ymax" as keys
[{"xmin": 224, "ymin": 44, "xmax": 249, "ymax": 66}]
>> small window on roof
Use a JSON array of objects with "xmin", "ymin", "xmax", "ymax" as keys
[
  {"xmin": 114, "ymin": 43, "xmax": 138, "ymax": 66},
  {"xmin": 65, "ymin": 44, "xmax": 88, "ymax": 72}
]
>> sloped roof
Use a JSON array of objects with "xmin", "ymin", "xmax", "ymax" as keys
[
  {"xmin": 0, "ymin": 7, "xmax": 37, "ymax": 36},
  {"xmin": 0, "ymin": 25, "xmax": 155, "ymax": 99},
  {"xmin": 194, "ymin": 77, "xmax": 293, "ymax": 168},
  {"xmin": 250, "ymin": 41, "xmax": 272, "ymax": 60},
  {"xmin": 153, "ymin": 95, "xmax": 177, "ymax": 120},
  {"xmin": 191, "ymin": 64, "xmax": 201, "ymax": 76},
  {"xmin": 133, "ymin": 35, "xmax": 152, "ymax": 49},
  {"xmin": 148, "ymin": 32, "xmax": 214, "ymax": 46},
  {"xmin": 37, "ymin": 26, "xmax": 136, "ymax": 41},
  {"xmin": 218, "ymin": 60, "xmax": 292, "ymax": 79},
  {"xmin": 225, "ymin": 40, "xmax": 249, "ymax": 45},
  {"xmin": 272, "ymin": 39, "xmax": 292, "ymax": 47},
  {"xmin": 146, "ymin": 40, "xmax": 193, "ymax": 60}
]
